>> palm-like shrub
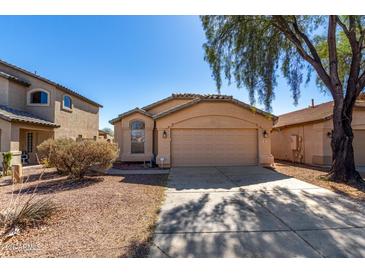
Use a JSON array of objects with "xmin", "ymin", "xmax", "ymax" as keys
[
  {"xmin": 38, "ymin": 138, "xmax": 118, "ymax": 179},
  {"xmin": 0, "ymin": 196, "xmax": 56, "ymax": 238},
  {"xmin": 2, "ymin": 152, "xmax": 12, "ymax": 176}
]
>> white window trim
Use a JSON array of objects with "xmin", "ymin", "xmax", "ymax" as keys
[
  {"xmin": 62, "ymin": 95, "xmax": 73, "ymax": 112},
  {"xmin": 27, "ymin": 88, "xmax": 50, "ymax": 106}
]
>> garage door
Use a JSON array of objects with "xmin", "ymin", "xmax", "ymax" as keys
[
  {"xmin": 171, "ymin": 129, "xmax": 258, "ymax": 166},
  {"xmin": 354, "ymin": 130, "xmax": 365, "ymax": 165}
]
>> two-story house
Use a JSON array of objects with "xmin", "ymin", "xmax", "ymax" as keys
[{"xmin": 0, "ymin": 59, "xmax": 102, "ymax": 165}]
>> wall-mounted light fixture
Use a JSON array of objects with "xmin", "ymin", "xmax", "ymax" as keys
[
  {"xmin": 162, "ymin": 130, "xmax": 168, "ymax": 139},
  {"xmin": 263, "ymin": 130, "xmax": 269, "ymax": 138},
  {"xmin": 327, "ymin": 131, "xmax": 333, "ymax": 138}
]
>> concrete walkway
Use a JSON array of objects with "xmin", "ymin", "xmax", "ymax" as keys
[
  {"xmin": 149, "ymin": 166, "xmax": 365, "ymax": 258},
  {"xmin": 106, "ymin": 168, "xmax": 170, "ymax": 175}
]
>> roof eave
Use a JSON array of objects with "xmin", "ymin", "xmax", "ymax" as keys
[
  {"xmin": 0, "ymin": 59, "xmax": 102, "ymax": 108},
  {"xmin": 274, "ymin": 115, "xmax": 333, "ymax": 129},
  {"xmin": 109, "ymin": 108, "xmax": 152, "ymax": 125}
]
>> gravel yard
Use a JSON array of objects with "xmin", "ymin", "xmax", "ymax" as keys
[
  {"xmin": 274, "ymin": 161, "xmax": 365, "ymax": 201},
  {"xmin": 0, "ymin": 169, "xmax": 167, "ymax": 257}
]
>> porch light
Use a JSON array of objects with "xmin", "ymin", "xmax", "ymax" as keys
[
  {"xmin": 327, "ymin": 131, "xmax": 333, "ymax": 138},
  {"xmin": 162, "ymin": 130, "xmax": 168, "ymax": 139},
  {"xmin": 263, "ymin": 130, "xmax": 269, "ymax": 138}
]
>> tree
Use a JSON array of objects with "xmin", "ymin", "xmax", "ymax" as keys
[{"xmin": 201, "ymin": 16, "xmax": 365, "ymax": 183}]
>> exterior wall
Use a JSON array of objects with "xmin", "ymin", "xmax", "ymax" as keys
[
  {"xmin": 145, "ymin": 98, "xmax": 193, "ymax": 115},
  {"xmin": 0, "ymin": 62, "xmax": 100, "ymax": 141},
  {"xmin": 8, "ymin": 81, "xmax": 27, "ymax": 110},
  {"xmin": 0, "ymin": 77, "xmax": 9, "ymax": 105},
  {"xmin": 155, "ymin": 101, "xmax": 275, "ymax": 167},
  {"xmin": 272, "ymin": 122, "xmax": 328, "ymax": 165},
  {"xmin": 272, "ymin": 108, "xmax": 365, "ymax": 166},
  {"xmin": 113, "ymin": 113, "xmax": 154, "ymax": 162},
  {"xmin": 53, "ymin": 93, "xmax": 99, "ymax": 139},
  {"xmin": 19, "ymin": 128, "xmax": 54, "ymax": 164}
]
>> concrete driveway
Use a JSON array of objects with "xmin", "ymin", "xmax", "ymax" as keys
[{"xmin": 149, "ymin": 166, "xmax": 365, "ymax": 257}]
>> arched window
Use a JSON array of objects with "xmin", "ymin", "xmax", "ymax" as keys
[
  {"xmin": 63, "ymin": 95, "xmax": 72, "ymax": 110},
  {"xmin": 130, "ymin": 120, "xmax": 145, "ymax": 154},
  {"xmin": 28, "ymin": 90, "xmax": 49, "ymax": 105}
]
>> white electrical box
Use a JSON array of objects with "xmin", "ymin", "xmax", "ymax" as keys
[{"xmin": 291, "ymin": 135, "xmax": 298, "ymax": 150}]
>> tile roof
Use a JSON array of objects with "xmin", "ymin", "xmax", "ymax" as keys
[
  {"xmin": 0, "ymin": 105, "xmax": 59, "ymax": 127},
  {"xmin": 0, "ymin": 71, "xmax": 31, "ymax": 87},
  {"xmin": 0, "ymin": 59, "xmax": 102, "ymax": 108},
  {"xmin": 274, "ymin": 100, "xmax": 365, "ymax": 128},
  {"xmin": 171, "ymin": 93, "xmax": 234, "ymax": 100},
  {"xmin": 111, "ymin": 93, "xmax": 277, "ymax": 124},
  {"xmin": 153, "ymin": 96, "xmax": 277, "ymax": 120},
  {"xmin": 142, "ymin": 93, "xmax": 234, "ymax": 111},
  {"xmin": 109, "ymin": 108, "xmax": 152, "ymax": 124}
]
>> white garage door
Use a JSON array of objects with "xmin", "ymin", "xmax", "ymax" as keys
[
  {"xmin": 354, "ymin": 130, "xmax": 365, "ymax": 166},
  {"xmin": 171, "ymin": 128, "xmax": 258, "ymax": 167}
]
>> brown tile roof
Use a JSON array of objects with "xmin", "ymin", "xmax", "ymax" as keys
[
  {"xmin": 0, "ymin": 71, "xmax": 31, "ymax": 87},
  {"xmin": 153, "ymin": 96, "xmax": 277, "ymax": 121},
  {"xmin": 0, "ymin": 59, "xmax": 102, "ymax": 108},
  {"xmin": 0, "ymin": 105, "xmax": 59, "ymax": 127},
  {"xmin": 142, "ymin": 93, "xmax": 234, "ymax": 111},
  {"xmin": 274, "ymin": 100, "xmax": 365, "ymax": 128},
  {"xmin": 109, "ymin": 107, "xmax": 152, "ymax": 124},
  {"xmin": 111, "ymin": 93, "xmax": 277, "ymax": 124},
  {"xmin": 171, "ymin": 93, "xmax": 234, "ymax": 100}
]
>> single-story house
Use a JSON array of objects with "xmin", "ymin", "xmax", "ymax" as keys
[
  {"xmin": 98, "ymin": 129, "xmax": 114, "ymax": 143},
  {"xmin": 110, "ymin": 93, "xmax": 277, "ymax": 167},
  {"xmin": 271, "ymin": 98, "xmax": 365, "ymax": 166}
]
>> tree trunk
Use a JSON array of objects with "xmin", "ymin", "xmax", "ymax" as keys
[{"xmin": 327, "ymin": 99, "xmax": 363, "ymax": 183}]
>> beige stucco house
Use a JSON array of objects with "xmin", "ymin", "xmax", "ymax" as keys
[
  {"xmin": 0, "ymin": 59, "xmax": 102, "ymax": 165},
  {"xmin": 110, "ymin": 93, "xmax": 277, "ymax": 168},
  {"xmin": 272, "ymin": 99, "xmax": 365, "ymax": 166}
]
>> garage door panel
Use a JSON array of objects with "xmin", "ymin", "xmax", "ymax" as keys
[
  {"xmin": 172, "ymin": 129, "xmax": 258, "ymax": 167},
  {"xmin": 354, "ymin": 130, "xmax": 365, "ymax": 165}
]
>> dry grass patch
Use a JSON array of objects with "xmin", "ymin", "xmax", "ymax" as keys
[
  {"xmin": 274, "ymin": 161, "xmax": 365, "ymax": 201},
  {"xmin": 0, "ymin": 169, "xmax": 167, "ymax": 257}
]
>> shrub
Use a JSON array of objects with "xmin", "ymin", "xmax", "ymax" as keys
[
  {"xmin": 2, "ymin": 152, "xmax": 12, "ymax": 176},
  {"xmin": 0, "ymin": 195, "xmax": 57, "ymax": 238},
  {"xmin": 38, "ymin": 138, "xmax": 118, "ymax": 179}
]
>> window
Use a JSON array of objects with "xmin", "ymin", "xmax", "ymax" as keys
[
  {"xmin": 63, "ymin": 95, "xmax": 72, "ymax": 110},
  {"xmin": 27, "ymin": 132, "xmax": 33, "ymax": 153},
  {"xmin": 130, "ymin": 120, "xmax": 145, "ymax": 154},
  {"xmin": 28, "ymin": 90, "xmax": 49, "ymax": 105}
]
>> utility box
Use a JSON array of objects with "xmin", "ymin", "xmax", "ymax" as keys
[{"xmin": 290, "ymin": 135, "xmax": 298, "ymax": 150}]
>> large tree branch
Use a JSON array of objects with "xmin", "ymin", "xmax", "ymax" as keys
[
  {"xmin": 328, "ymin": 15, "xmax": 343, "ymax": 97},
  {"xmin": 272, "ymin": 16, "xmax": 333, "ymax": 93},
  {"xmin": 291, "ymin": 16, "xmax": 324, "ymax": 65},
  {"xmin": 359, "ymin": 70, "xmax": 365, "ymax": 91}
]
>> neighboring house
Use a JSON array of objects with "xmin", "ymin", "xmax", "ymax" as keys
[
  {"xmin": 0, "ymin": 59, "xmax": 102, "ymax": 165},
  {"xmin": 98, "ymin": 129, "xmax": 113, "ymax": 143},
  {"xmin": 110, "ymin": 93, "xmax": 277, "ymax": 167},
  {"xmin": 272, "ymin": 99, "xmax": 365, "ymax": 166}
]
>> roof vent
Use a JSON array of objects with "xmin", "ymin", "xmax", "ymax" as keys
[{"xmin": 311, "ymin": 99, "xmax": 315, "ymax": 108}]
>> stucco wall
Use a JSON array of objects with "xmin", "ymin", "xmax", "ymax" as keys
[
  {"xmin": 155, "ymin": 101, "xmax": 275, "ymax": 167},
  {"xmin": 145, "ymin": 98, "xmax": 193, "ymax": 115},
  {"xmin": 272, "ymin": 122, "xmax": 327, "ymax": 165},
  {"xmin": 272, "ymin": 108, "xmax": 365, "ymax": 166},
  {"xmin": 53, "ymin": 93, "xmax": 99, "ymax": 139},
  {"xmin": 0, "ymin": 77, "xmax": 9, "ymax": 105},
  {"xmin": 0, "ymin": 62, "xmax": 100, "ymax": 140},
  {"xmin": 113, "ymin": 112, "xmax": 154, "ymax": 162}
]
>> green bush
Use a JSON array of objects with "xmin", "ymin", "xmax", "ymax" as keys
[
  {"xmin": 2, "ymin": 152, "xmax": 12, "ymax": 176},
  {"xmin": 37, "ymin": 138, "xmax": 118, "ymax": 179}
]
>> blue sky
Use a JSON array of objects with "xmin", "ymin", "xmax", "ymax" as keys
[{"xmin": 0, "ymin": 16, "xmax": 332, "ymax": 129}]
